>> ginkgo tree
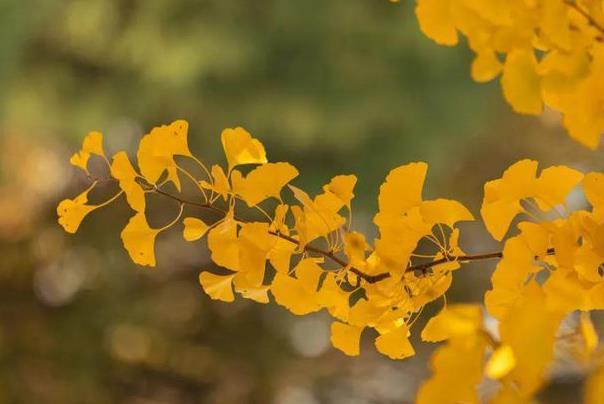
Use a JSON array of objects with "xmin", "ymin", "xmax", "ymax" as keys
[{"xmin": 56, "ymin": 1, "xmax": 604, "ymax": 403}]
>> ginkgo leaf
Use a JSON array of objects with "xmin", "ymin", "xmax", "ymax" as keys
[
  {"xmin": 207, "ymin": 213, "xmax": 239, "ymax": 271},
  {"xmin": 270, "ymin": 273, "xmax": 320, "ymax": 315},
  {"xmin": 316, "ymin": 273, "xmax": 349, "ymax": 319},
  {"xmin": 499, "ymin": 282, "xmax": 563, "ymax": 396},
  {"xmin": 295, "ymin": 259, "xmax": 323, "ymax": 293},
  {"xmin": 221, "ymin": 127, "xmax": 267, "ymax": 172},
  {"xmin": 70, "ymin": 131, "xmax": 105, "ymax": 173},
  {"xmin": 348, "ymin": 299, "xmax": 388, "ymax": 327},
  {"xmin": 268, "ymin": 237, "xmax": 296, "ymax": 273},
  {"xmin": 486, "ymin": 344, "xmax": 516, "ymax": 379},
  {"xmin": 501, "ymin": 50, "xmax": 543, "ymax": 115},
  {"xmin": 57, "ymin": 186, "xmax": 97, "ymax": 234},
  {"xmin": 289, "ymin": 184, "xmax": 346, "ymax": 245},
  {"xmin": 344, "ymin": 231, "xmax": 369, "ymax": 267},
  {"xmin": 421, "ymin": 304, "xmax": 482, "ymax": 342},
  {"xmin": 183, "ymin": 217, "xmax": 209, "ymax": 241},
  {"xmin": 200, "ymin": 164, "xmax": 231, "ymax": 201},
  {"xmin": 517, "ymin": 221, "xmax": 549, "ymax": 256},
  {"xmin": 199, "ymin": 272, "xmax": 235, "ymax": 302},
  {"xmin": 415, "ymin": 0, "xmax": 458, "ymax": 46},
  {"xmin": 236, "ymin": 284, "xmax": 270, "ymax": 304},
  {"xmin": 416, "ymin": 336, "xmax": 487, "ymax": 404},
  {"xmin": 377, "ymin": 162, "xmax": 427, "ymax": 219},
  {"xmin": 419, "ymin": 198, "xmax": 474, "ymax": 227},
  {"xmin": 480, "ymin": 160, "xmax": 538, "ymax": 241},
  {"xmin": 120, "ymin": 212, "xmax": 160, "ymax": 267},
  {"xmin": 534, "ymin": 165, "xmax": 583, "ymax": 211},
  {"xmin": 374, "ymin": 325, "xmax": 415, "ymax": 360},
  {"xmin": 136, "ymin": 120, "xmax": 191, "ymax": 190},
  {"xmin": 237, "ymin": 222, "xmax": 275, "ymax": 287},
  {"xmin": 111, "ymin": 151, "xmax": 145, "ymax": 213},
  {"xmin": 270, "ymin": 203, "xmax": 289, "ymax": 234},
  {"xmin": 231, "ymin": 162, "xmax": 299, "ymax": 207},
  {"xmin": 330, "ymin": 321, "xmax": 363, "ymax": 356},
  {"xmin": 471, "ymin": 50, "xmax": 502, "ymax": 82},
  {"xmin": 322, "ymin": 175, "xmax": 357, "ymax": 208},
  {"xmin": 540, "ymin": 0, "xmax": 571, "ymax": 50}
]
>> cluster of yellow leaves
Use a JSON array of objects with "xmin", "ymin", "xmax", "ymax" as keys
[
  {"xmin": 58, "ymin": 120, "xmax": 476, "ymax": 361},
  {"xmin": 414, "ymin": 158, "xmax": 604, "ymax": 403},
  {"xmin": 414, "ymin": 0, "xmax": 604, "ymax": 149},
  {"xmin": 59, "ymin": 121, "xmax": 604, "ymax": 402}
]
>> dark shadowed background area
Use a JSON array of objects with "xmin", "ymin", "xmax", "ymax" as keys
[{"xmin": 1, "ymin": 1, "xmax": 602, "ymax": 403}]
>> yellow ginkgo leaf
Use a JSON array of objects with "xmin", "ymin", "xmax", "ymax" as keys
[
  {"xmin": 374, "ymin": 325, "xmax": 415, "ymax": 360},
  {"xmin": 295, "ymin": 259, "xmax": 323, "ymax": 293},
  {"xmin": 416, "ymin": 335, "xmax": 487, "ymax": 404},
  {"xmin": 120, "ymin": 212, "xmax": 160, "ymax": 267},
  {"xmin": 471, "ymin": 50, "xmax": 502, "ymax": 82},
  {"xmin": 316, "ymin": 273, "xmax": 349, "ymax": 319},
  {"xmin": 501, "ymin": 49, "xmax": 543, "ymax": 115},
  {"xmin": 415, "ymin": 0, "xmax": 458, "ymax": 46},
  {"xmin": 419, "ymin": 198, "xmax": 474, "ymax": 227},
  {"xmin": 517, "ymin": 221, "xmax": 549, "ymax": 256},
  {"xmin": 480, "ymin": 159, "xmax": 538, "ymax": 241},
  {"xmin": 70, "ymin": 131, "xmax": 105, "ymax": 173},
  {"xmin": 344, "ymin": 231, "xmax": 370, "ymax": 267},
  {"xmin": 237, "ymin": 222, "xmax": 276, "ymax": 287},
  {"xmin": 534, "ymin": 165, "xmax": 583, "ymax": 211},
  {"xmin": 268, "ymin": 237, "xmax": 296, "ymax": 273},
  {"xmin": 270, "ymin": 273, "xmax": 321, "ymax": 315},
  {"xmin": 207, "ymin": 213, "xmax": 240, "ymax": 271},
  {"xmin": 111, "ymin": 151, "xmax": 145, "ymax": 213},
  {"xmin": 540, "ymin": 0, "xmax": 571, "ymax": 50},
  {"xmin": 322, "ymin": 175, "xmax": 357, "ymax": 208},
  {"xmin": 486, "ymin": 344, "xmax": 517, "ymax": 379},
  {"xmin": 221, "ymin": 127, "xmax": 267, "ymax": 172},
  {"xmin": 136, "ymin": 120, "xmax": 191, "ymax": 190},
  {"xmin": 199, "ymin": 272, "xmax": 235, "ymax": 302},
  {"xmin": 57, "ymin": 186, "xmax": 97, "ymax": 234},
  {"xmin": 289, "ymin": 184, "xmax": 346, "ymax": 245},
  {"xmin": 330, "ymin": 321, "xmax": 363, "ymax": 356},
  {"xmin": 239, "ymin": 287, "xmax": 270, "ymax": 304},
  {"xmin": 376, "ymin": 162, "xmax": 427, "ymax": 220},
  {"xmin": 183, "ymin": 217, "xmax": 209, "ymax": 241},
  {"xmin": 200, "ymin": 164, "xmax": 231, "ymax": 201},
  {"xmin": 421, "ymin": 304, "xmax": 482, "ymax": 342},
  {"xmin": 499, "ymin": 282, "xmax": 563, "ymax": 396},
  {"xmin": 231, "ymin": 162, "xmax": 299, "ymax": 207}
]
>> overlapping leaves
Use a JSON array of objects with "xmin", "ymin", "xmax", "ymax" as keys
[{"xmin": 59, "ymin": 121, "xmax": 604, "ymax": 402}]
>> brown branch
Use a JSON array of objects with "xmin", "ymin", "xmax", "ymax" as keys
[{"xmin": 151, "ymin": 188, "xmax": 554, "ymax": 285}]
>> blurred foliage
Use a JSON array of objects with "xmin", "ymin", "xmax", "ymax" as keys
[{"xmin": 0, "ymin": 0, "xmax": 602, "ymax": 403}]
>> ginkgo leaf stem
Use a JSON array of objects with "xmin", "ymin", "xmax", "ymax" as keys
[
  {"xmin": 150, "ymin": 187, "xmax": 557, "ymax": 285},
  {"xmin": 96, "ymin": 190, "xmax": 124, "ymax": 209},
  {"xmin": 175, "ymin": 165, "xmax": 209, "ymax": 203},
  {"xmin": 158, "ymin": 203, "xmax": 185, "ymax": 232}
]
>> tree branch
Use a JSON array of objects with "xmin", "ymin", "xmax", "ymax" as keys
[{"xmin": 151, "ymin": 188, "xmax": 554, "ymax": 285}]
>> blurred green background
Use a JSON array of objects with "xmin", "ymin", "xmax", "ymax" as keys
[{"xmin": 1, "ymin": 1, "xmax": 602, "ymax": 403}]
